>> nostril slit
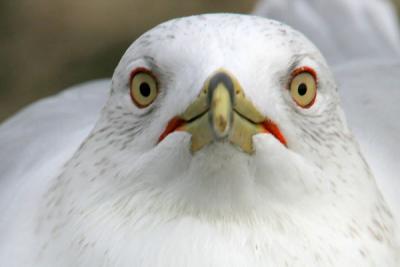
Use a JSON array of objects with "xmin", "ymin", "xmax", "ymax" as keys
[{"xmin": 217, "ymin": 116, "xmax": 227, "ymax": 131}]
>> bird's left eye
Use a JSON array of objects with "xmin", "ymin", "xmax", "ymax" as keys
[
  {"xmin": 130, "ymin": 69, "xmax": 158, "ymax": 108},
  {"xmin": 289, "ymin": 67, "xmax": 317, "ymax": 108}
]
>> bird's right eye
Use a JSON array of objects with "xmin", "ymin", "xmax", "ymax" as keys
[{"xmin": 130, "ymin": 69, "xmax": 158, "ymax": 108}]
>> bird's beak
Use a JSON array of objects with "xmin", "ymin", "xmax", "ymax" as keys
[{"xmin": 159, "ymin": 69, "xmax": 287, "ymax": 154}]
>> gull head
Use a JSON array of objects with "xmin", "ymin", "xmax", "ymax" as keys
[{"xmin": 55, "ymin": 14, "xmax": 374, "ymax": 219}]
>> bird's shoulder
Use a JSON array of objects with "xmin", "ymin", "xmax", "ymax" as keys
[
  {"xmin": 0, "ymin": 79, "xmax": 110, "ymax": 214},
  {"xmin": 334, "ymin": 59, "xmax": 400, "ymax": 220}
]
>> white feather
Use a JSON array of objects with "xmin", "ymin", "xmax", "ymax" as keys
[{"xmin": 333, "ymin": 60, "xmax": 400, "ymax": 221}]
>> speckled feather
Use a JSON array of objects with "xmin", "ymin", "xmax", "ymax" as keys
[{"xmin": 0, "ymin": 12, "xmax": 399, "ymax": 267}]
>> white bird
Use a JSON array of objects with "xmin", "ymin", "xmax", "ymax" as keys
[{"xmin": 0, "ymin": 5, "xmax": 399, "ymax": 267}]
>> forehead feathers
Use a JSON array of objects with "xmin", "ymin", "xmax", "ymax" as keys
[{"xmin": 112, "ymin": 14, "xmax": 327, "ymax": 93}]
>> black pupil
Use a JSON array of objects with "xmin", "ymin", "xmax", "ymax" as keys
[
  {"xmin": 298, "ymin": 83, "xmax": 307, "ymax": 96},
  {"xmin": 139, "ymin": 82, "xmax": 151, "ymax": 97}
]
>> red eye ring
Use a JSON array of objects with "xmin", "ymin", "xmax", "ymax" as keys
[
  {"xmin": 290, "ymin": 66, "xmax": 317, "ymax": 81},
  {"xmin": 129, "ymin": 67, "xmax": 157, "ymax": 85},
  {"xmin": 289, "ymin": 66, "xmax": 318, "ymax": 109}
]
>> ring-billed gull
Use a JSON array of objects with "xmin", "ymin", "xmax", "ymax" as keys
[{"xmin": 0, "ymin": 3, "xmax": 399, "ymax": 267}]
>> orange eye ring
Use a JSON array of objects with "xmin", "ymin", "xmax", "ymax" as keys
[
  {"xmin": 130, "ymin": 68, "xmax": 159, "ymax": 108},
  {"xmin": 289, "ymin": 66, "xmax": 318, "ymax": 109}
]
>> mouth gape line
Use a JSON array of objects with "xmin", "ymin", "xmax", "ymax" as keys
[{"xmin": 158, "ymin": 70, "xmax": 287, "ymax": 153}]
